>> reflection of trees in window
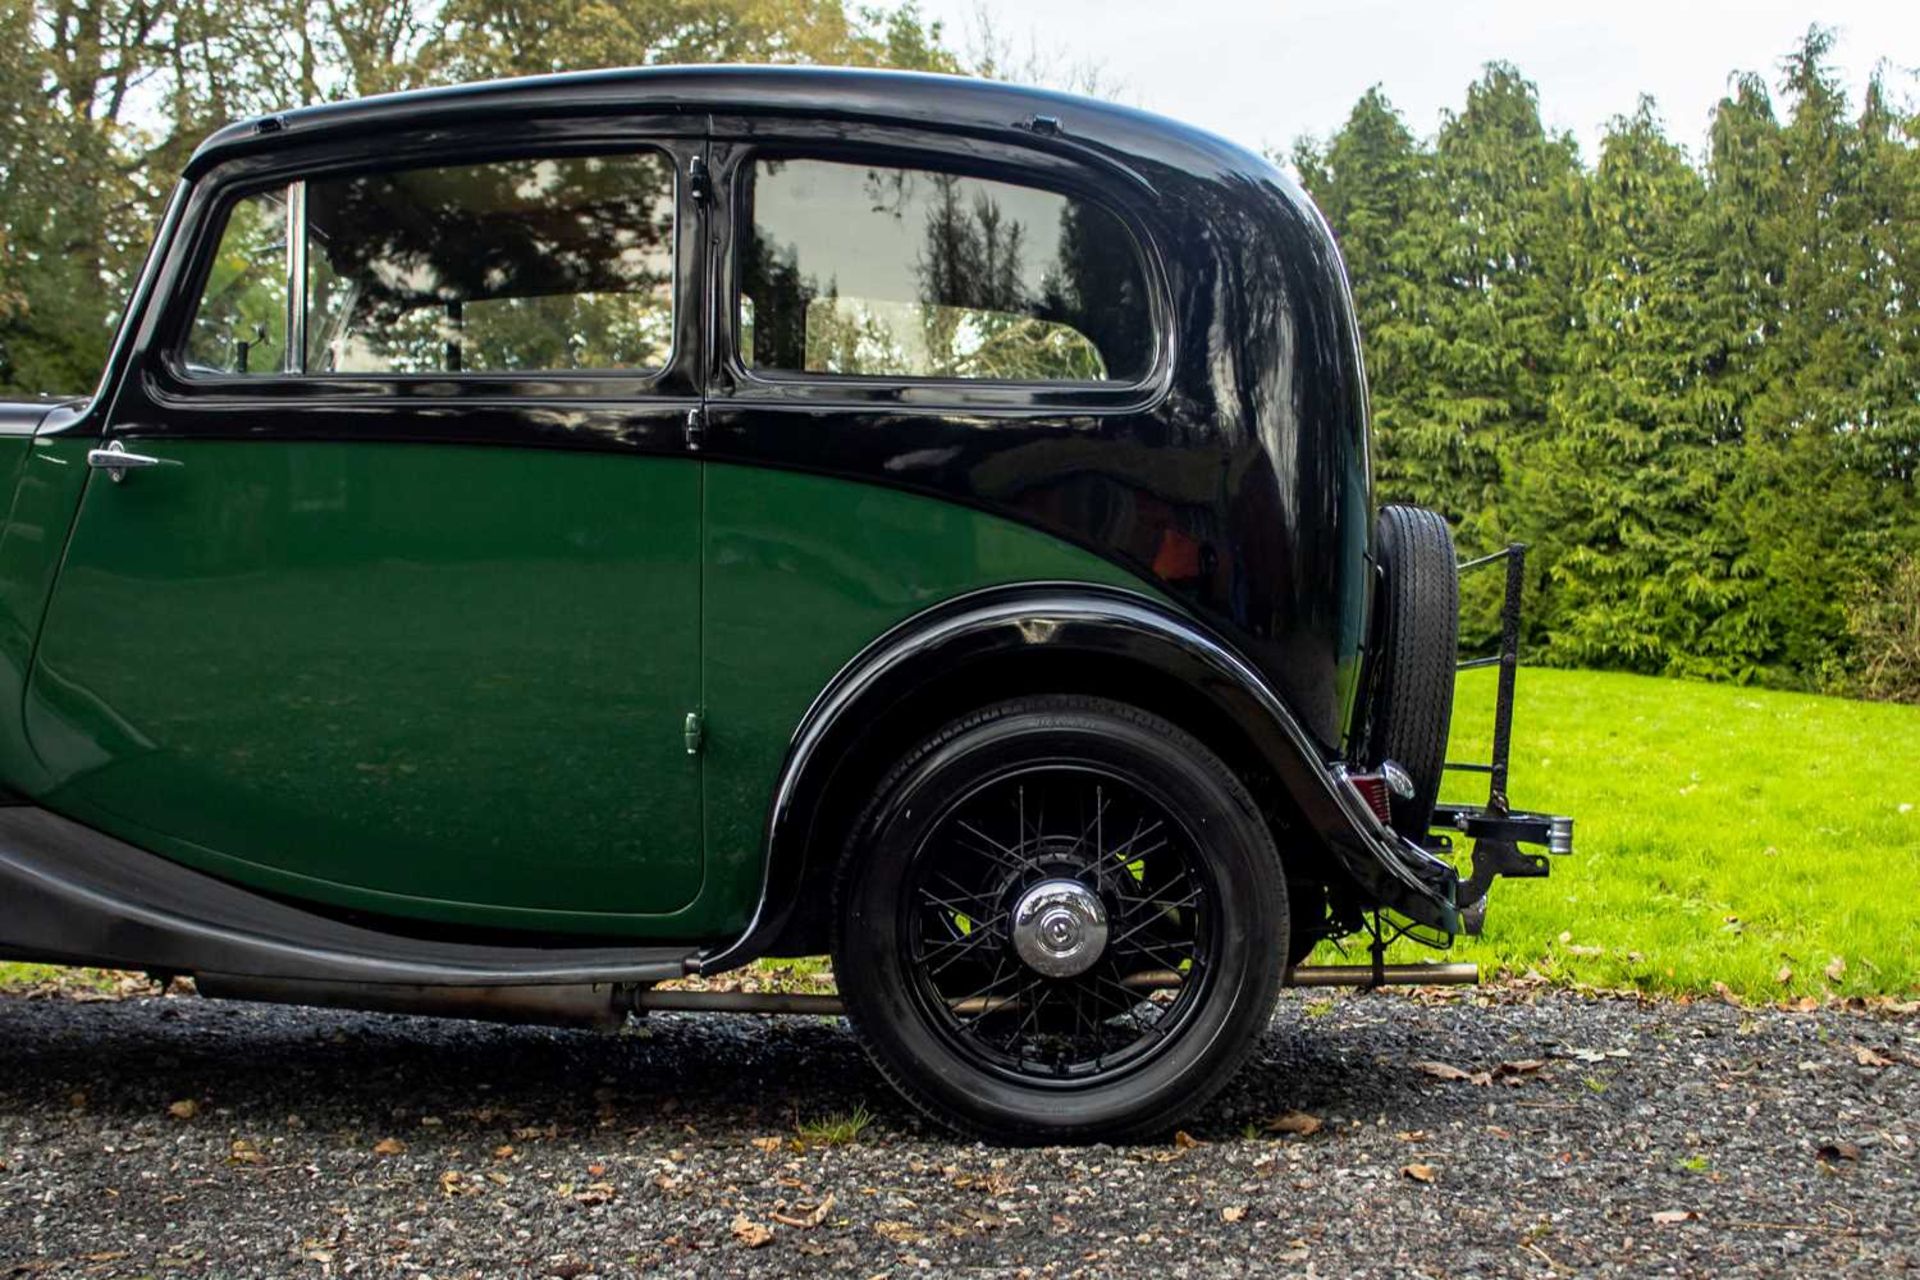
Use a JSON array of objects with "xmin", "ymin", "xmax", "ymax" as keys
[
  {"xmin": 1039, "ymin": 200, "xmax": 1151, "ymax": 381},
  {"xmin": 739, "ymin": 158, "xmax": 1147, "ymax": 382},
  {"xmin": 186, "ymin": 191, "xmax": 290, "ymax": 375},
  {"xmin": 306, "ymin": 153, "xmax": 675, "ymax": 374}
]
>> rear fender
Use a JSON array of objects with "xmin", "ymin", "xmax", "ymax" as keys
[{"xmin": 699, "ymin": 584, "xmax": 1457, "ymax": 972}]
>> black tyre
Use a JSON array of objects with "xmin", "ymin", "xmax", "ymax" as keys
[
  {"xmin": 1363, "ymin": 504, "xmax": 1459, "ymax": 838},
  {"xmin": 832, "ymin": 695, "xmax": 1288, "ymax": 1144}
]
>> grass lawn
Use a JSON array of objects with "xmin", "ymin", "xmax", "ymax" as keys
[
  {"xmin": 1387, "ymin": 666, "xmax": 1920, "ymax": 1001},
  {"xmin": 3, "ymin": 668, "xmax": 1915, "ymax": 1004}
]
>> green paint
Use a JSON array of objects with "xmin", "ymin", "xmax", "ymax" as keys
[
  {"xmin": 9, "ymin": 445, "xmax": 1153, "ymax": 940},
  {"xmin": 27, "ymin": 440, "xmax": 705, "ymax": 927},
  {"xmin": 0, "ymin": 436, "xmax": 92, "ymax": 794}
]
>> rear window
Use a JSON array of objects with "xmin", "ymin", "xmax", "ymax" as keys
[{"xmin": 738, "ymin": 158, "xmax": 1153, "ymax": 383}]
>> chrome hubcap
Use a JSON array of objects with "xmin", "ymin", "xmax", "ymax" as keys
[{"xmin": 1010, "ymin": 878, "xmax": 1109, "ymax": 978}]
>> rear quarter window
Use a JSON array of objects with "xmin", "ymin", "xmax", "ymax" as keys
[{"xmin": 738, "ymin": 158, "xmax": 1153, "ymax": 384}]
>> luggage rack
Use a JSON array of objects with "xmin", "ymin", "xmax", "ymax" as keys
[{"xmin": 1433, "ymin": 543, "xmax": 1573, "ymax": 934}]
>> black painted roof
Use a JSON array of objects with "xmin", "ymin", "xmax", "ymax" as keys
[{"xmin": 186, "ymin": 64, "xmax": 1273, "ymax": 188}]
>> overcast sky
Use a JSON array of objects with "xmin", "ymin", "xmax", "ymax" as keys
[{"xmin": 914, "ymin": 0, "xmax": 1918, "ymax": 165}]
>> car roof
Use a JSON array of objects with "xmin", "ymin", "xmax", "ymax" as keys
[{"xmin": 184, "ymin": 63, "xmax": 1277, "ymax": 191}]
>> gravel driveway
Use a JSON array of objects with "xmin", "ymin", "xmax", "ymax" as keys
[{"xmin": 1, "ymin": 986, "xmax": 1913, "ymax": 1277}]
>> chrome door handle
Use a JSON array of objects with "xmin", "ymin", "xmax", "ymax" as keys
[{"xmin": 87, "ymin": 440, "xmax": 175, "ymax": 484}]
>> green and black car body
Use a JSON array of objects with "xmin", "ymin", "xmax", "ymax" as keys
[{"xmin": 0, "ymin": 66, "xmax": 1570, "ymax": 1140}]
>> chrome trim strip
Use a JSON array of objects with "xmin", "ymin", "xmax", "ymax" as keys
[{"xmin": 286, "ymin": 180, "xmax": 308, "ymax": 374}]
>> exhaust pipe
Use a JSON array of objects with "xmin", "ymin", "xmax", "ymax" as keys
[
  {"xmin": 195, "ymin": 974, "xmax": 633, "ymax": 1029},
  {"xmin": 1284, "ymin": 962, "xmax": 1478, "ymax": 988}
]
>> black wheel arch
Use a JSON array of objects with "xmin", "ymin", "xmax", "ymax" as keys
[{"xmin": 697, "ymin": 582, "xmax": 1458, "ymax": 973}]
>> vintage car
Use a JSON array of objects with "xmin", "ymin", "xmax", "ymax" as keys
[{"xmin": 0, "ymin": 66, "xmax": 1570, "ymax": 1142}]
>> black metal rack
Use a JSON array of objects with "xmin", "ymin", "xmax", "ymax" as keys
[{"xmin": 1431, "ymin": 543, "xmax": 1573, "ymax": 934}]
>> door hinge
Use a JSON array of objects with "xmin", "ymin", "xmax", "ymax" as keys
[
  {"xmin": 688, "ymin": 155, "xmax": 711, "ymax": 204},
  {"xmin": 683, "ymin": 710, "xmax": 704, "ymax": 756},
  {"xmin": 684, "ymin": 405, "xmax": 705, "ymax": 452}
]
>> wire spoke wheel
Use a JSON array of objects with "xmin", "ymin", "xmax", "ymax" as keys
[
  {"xmin": 901, "ymin": 764, "xmax": 1217, "ymax": 1086},
  {"xmin": 835, "ymin": 696, "xmax": 1287, "ymax": 1142}
]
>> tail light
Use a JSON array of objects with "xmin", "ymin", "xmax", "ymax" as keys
[{"xmin": 1344, "ymin": 761, "xmax": 1414, "ymax": 826}]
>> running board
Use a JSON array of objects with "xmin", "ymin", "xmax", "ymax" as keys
[{"xmin": 0, "ymin": 806, "xmax": 698, "ymax": 987}]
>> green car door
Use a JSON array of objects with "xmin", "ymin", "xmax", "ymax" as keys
[{"xmin": 25, "ymin": 144, "xmax": 711, "ymax": 933}]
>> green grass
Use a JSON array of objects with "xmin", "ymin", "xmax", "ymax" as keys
[
  {"xmin": 795, "ymin": 1104, "xmax": 873, "ymax": 1146},
  {"xmin": 1361, "ymin": 666, "xmax": 1920, "ymax": 1001}
]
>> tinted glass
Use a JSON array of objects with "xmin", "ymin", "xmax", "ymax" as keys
[
  {"xmin": 304, "ymin": 153, "xmax": 674, "ymax": 374},
  {"xmin": 185, "ymin": 189, "xmax": 290, "ymax": 375},
  {"xmin": 739, "ymin": 158, "xmax": 1152, "ymax": 382}
]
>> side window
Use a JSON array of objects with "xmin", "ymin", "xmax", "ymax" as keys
[
  {"xmin": 181, "ymin": 152, "xmax": 675, "ymax": 378},
  {"xmin": 185, "ymin": 189, "xmax": 290, "ymax": 375},
  {"xmin": 306, "ymin": 154, "xmax": 674, "ymax": 374},
  {"xmin": 739, "ymin": 158, "xmax": 1153, "ymax": 383}
]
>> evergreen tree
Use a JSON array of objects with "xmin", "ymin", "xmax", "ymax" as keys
[
  {"xmin": 1536, "ymin": 99, "xmax": 1761, "ymax": 678},
  {"xmin": 1292, "ymin": 88, "xmax": 1434, "ymax": 512}
]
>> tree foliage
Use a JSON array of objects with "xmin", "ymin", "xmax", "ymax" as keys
[{"xmin": 1295, "ymin": 30, "xmax": 1920, "ymax": 697}]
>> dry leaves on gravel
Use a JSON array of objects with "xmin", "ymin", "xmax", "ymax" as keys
[
  {"xmin": 731, "ymin": 1214, "xmax": 774, "ymax": 1248},
  {"xmin": 771, "ymin": 1192, "xmax": 836, "ymax": 1229},
  {"xmin": 1401, "ymin": 1163, "xmax": 1437, "ymax": 1183},
  {"xmin": 1221, "ymin": 1205, "xmax": 1247, "ymax": 1223},
  {"xmin": 1264, "ymin": 1111, "xmax": 1323, "ymax": 1137},
  {"xmin": 1415, "ymin": 1058, "xmax": 1546, "ymax": 1087},
  {"xmin": 166, "ymin": 1099, "xmax": 198, "ymax": 1120},
  {"xmin": 1652, "ymin": 1210, "xmax": 1701, "ymax": 1225},
  {"xmin": 372, "ymin": 1137, "xmax": 406, "ymax": 1156}
]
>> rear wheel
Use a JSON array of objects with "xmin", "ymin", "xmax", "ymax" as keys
[
  {"xmin": 1364, "ymin": 504, "xmax": 1459, "ymax": 838},
  {"xmin": 832, "ymin": 695, "xmax": 1288, "ymax": 1143}
]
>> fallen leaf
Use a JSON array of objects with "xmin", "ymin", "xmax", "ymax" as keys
[
  {"xmin": 1825, "ymin": 956, "xmax": 1846, "ymax": 982},
  {"xmin": 1816, "ymin": 1141, "xmax": 1862, "ymax": 1163},
  {"xmin": 874, "ymin": 1220, "xmax": 925, "ymax": 1245},
  {"xmin": 1395, "ymin": 1129, "xmax": 1429, "ymax": 1142},
  {"xmin": 1855, "ymin": 1046, "xmax": 1894, "ymax": 1068},
  {"xmin": 1401, "ymin": 1163, "xmax": 1436, "ymax": 1183},
  {"xmin": 1221, "ymin": 1205, "xmax": 1246, "ymax": 1223},
  {"xmin": 752, "ymin": 1136, "xmax": 784, "ymax": 1154},
  {"xmin": 1497, "ymin": 1059, "xmax": 1546, "ymax": 1076},
  {"xmin": 373, "ymin": 1137, "xmax": 407, "ymax": 1157},
  {"xmin": 493, "ymin": 1144, "xmax": 514, "ymax": 1159},
  {"xmin": 1264, "ymin": 1111, "xmax": 1322, "ymax": 1137},
  {"xmin": 486, "ymin": 1170, "xmax": 511, "ymax": 1187},
  {"xmin": 573, "ymin": 1181, "xmax": 616, "ymax": 1206},
  {"xmin": 228, "ymin": 1139, "xmax": 265, "ymax": 1165},
  {"xmin": 771, "ymin": 1191, "xmax": 836, "ymax": 1229},
  {"xmin": 1173, "ymin": 1130, "xmax": 1202, "ymax": 1150},
  {"xmin": 1415, "ymin": 1061, "xmax": 1473, "ymax": 1082},
  {"xmin": 1776, "ymin": 965, "xmax": 1794, "ymax": 985},
  {"xmin": 166, "ymin": 1099, "xmax": 199, "ymax": 1120},
  {"xmin": 586, "ymin": 1162, "xmax": 605, "ymax": 1177},
  {"xmin": 732, "ymin": 1214, "xmax": 774, "ymax": 1248},
  {"xmin": 1652, "ymin": 1210, "xmax": 1700, "ymax": 1225}
]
